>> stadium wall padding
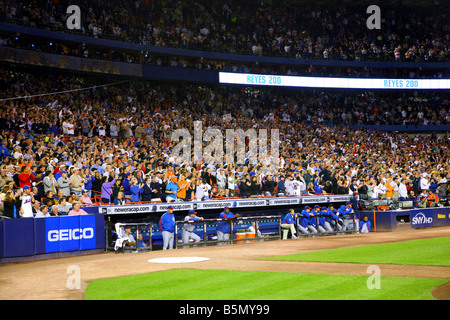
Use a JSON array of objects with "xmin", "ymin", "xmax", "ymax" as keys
[
  {"xmin": 356, "ymin": 207, "xmax": 450, "ymax": 232},
  {"xmin": 0, "ymin": 215, "xmax": 105, "ymax": 262}
]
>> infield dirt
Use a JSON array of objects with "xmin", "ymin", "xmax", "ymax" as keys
[{"xmin": 0, "ymin": 225, "xmax": 449, "ymax": 300}]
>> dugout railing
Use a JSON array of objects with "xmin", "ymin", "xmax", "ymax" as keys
[
  {"xmin": 174, "ymin": 215, "xmax": 282, "ymax": 248},
  {"xmin": 293, "ymin": 213, "xmax": 358, "ymax": 238},
  {"xmin": 105, "ymin": 213, "xmax": 358, "ymax": 252},
  {"xmin": 105, "ymin": 215, "xmax": 283, "ymax": 252}
]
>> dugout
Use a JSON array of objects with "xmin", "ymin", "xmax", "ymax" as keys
[{"xmin": 99, "ymin": 195, "xmax": 354, "ymax": 251}]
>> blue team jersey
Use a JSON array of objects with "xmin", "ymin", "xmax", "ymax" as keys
[
  {"xmin": 308, "ymin": 211, "xmax": 319, "ymax": 226},
  {"xmin": 217, "ymin": 211, "xmax": 236, "ymax": 233},
  {"xmin": 359, "ymin": 220, "xmax": 371, "ymax": 232},
  {"xmin": 317, "ymin": 210, "xmax": 328, "ymax": 225},
  {"xmin": 298, "ymin": 210, "xmax": 311, "ymax": 227},
  {"xmin": 324, "ymin": 209, "xmax": 339, "ymax": 221},
  {"xmin": 281, "ymin": 213, "xmax": 297, "ymax": 224},
  {"xmin": 159, "ymin": 211, "xmax": 175, "ymax": 233},
  {"xmin": 338, "ymin": 205, "xmax": 353, "ymax": 217}
]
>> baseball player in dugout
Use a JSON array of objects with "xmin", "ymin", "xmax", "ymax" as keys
[
  {"xmin": 280, "ymin": 208, "xmax": 298, "ymax": 240},
  {"xmin": 159, "ymin": 205, "xmax": 176, "ymax": 250},
  {"xmin": 216, "ymin": 206, "xmax": 240, "ymax": 245},
  {"xmin": 182, "ymin": 209, "xmax": 204, "ymax": 246}
]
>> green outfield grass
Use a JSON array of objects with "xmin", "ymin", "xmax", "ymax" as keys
[
  {"xmin": 261, "ymin": 237, "xmax": 450, "ymax": 266},
  {"xmin": 84, "ymin": 237, "xmax": 450, "ymax": 300},
  {"xmin": 84, "ymin": 269, "xmax": 448, "ymax": 300}
]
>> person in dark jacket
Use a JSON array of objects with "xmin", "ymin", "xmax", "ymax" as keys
[
  {"xmin": 90, "ymin": 170, "xmax": 103, "ymax": 197},
  {"xmin": 3, "ymin": 189, "xmax": 21, "ymax": 219},
  {"xmin": 238, "ymin": 177, "xmax": 250, "ymax": 198},
  {"xmin": 262, "ymin": 175, "xmax": 276, "ymax": 196},
  {"xmin": 277, "ymin": 175, "xmax": 286, "ymax": 196},
  {"xmin": 248, "ymin": 175, "xmax": 259, "ymax": 196},
  {"xmin": 150, "ymin": 175, "xmax": 164, "ymax": 200},
  {"xmin": 141, "ymin": 176, "xmax": 153, "ymax": 201}
]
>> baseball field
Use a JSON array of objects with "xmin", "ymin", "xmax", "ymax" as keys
[{"xmin": 0, "ymin": 225, "xmax": 449, "ymax": 301}]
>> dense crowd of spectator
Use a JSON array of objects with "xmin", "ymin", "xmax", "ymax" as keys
[
  {"xmin": 1, "ymin": 0, "xmax": 448, "ymax": 62},
  {"xmin": 0, "ymin": 66, "xmax": 448, "ymax": 218}
]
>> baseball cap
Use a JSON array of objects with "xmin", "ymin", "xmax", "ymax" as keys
[
  {"xmin": 22, "ymin": 185, "xmax": 30, "ymax": 191},
  {"xmin": 304, "ymin": 206, "xmax": 311, "ymax": 210},
  {"xmin": 224, "ymin": 206, "xmax": 229, "ymax": 209},
  {"xmin": 167, "ymin": 205, "xmax": 174, "ymax": 209},
  {"xmin": 346, "ymin": 201, "xmax": 351, "ymax": 205},
  {"xmin": 188, "ymin": 210, "xmax": 197, "ymax": 215},
  {"xmin": 314, "ymin": 205, "xmax": 320, "ymax": 209}
]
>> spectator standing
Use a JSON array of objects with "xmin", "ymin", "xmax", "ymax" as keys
[
  {"xmin": 399, "ymin": 178, "xmax": 408, "ymax": 200},
  {"xmin": 277, "ymin": 175, "xmax": 286, "ymax": 196},
  {"xmin": 150, "ymin": 175, "xmax": 164, "ymax": 201},
  {"xmin": 20, "ymin": 185, "xmax": 34, "ymax": 218},
  {"xmin": 18, "ymin": 165, "xmax": 36, "ymax": 189},
  {"xmin": 165, "ymin": 176, "xmax": 179, "ymax": 203},
  {"xmin": 69, "ymin": 168, "xmax": 83, "ymax": 196},
  {"xmin": 57, "ymin": 170, "xmax": 71, "ymax": 197},
  {"xmin": 91, "ymin": 170, "xmax": 103, "ymax": 197},
  {"xmin": 2, "ymin": 189, "xmax": 21, "ymax": 219},
  {"xmin": 81, "ymin": 119, "xmax": 90, "ymax": 136},
  {"xmin": 216, "ymin": 169, "xmax": 227, "ymax": 191},
  {"xmin": 43, "ymin": 170, "xmax": 57, "ymax": 195},
  {"xmin": 176, "ymin": 175, "xmax": 189, "ymax": 201},
  {"xmin": 130, "ymin": 178, "xmax": 143, "ymax": 202},
  {"xmin": 141, "ymin": 176, "xmax": 153, "ymax": 202},
  {"xmin": 101, "ymin": 176, "xmax": 116, "ymax": 204}
]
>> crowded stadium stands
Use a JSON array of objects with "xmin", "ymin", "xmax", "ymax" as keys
[
  {"xmin": 0, "ymin": 64, "xmax": 448, "ymax": 217},
  {"xmin": 1, "ymin": 0, "xmax": 448, "ymax": 62},
  {"xmin": 0, "ymin": 0, "xmax": 449, "ymax": 220}
]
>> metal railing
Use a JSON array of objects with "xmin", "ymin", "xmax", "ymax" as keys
[
  {"xmin": 173, "ymin": 215, "xmax": 282, "ymax": 248},
  {"xmin": 104, "ymin": 213, "xmax": 358, "ymax": 252},
  {"xmin": 293, "ymin": 213, "xmax": 357, "ymax": 238}
]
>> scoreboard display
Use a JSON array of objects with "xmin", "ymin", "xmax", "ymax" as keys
[{"xmin": 219, "ymin": 72, "xmax": 450, "ymax": 90}]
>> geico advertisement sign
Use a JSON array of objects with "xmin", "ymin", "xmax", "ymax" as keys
[
  {"xmin": 48, "ymin": 228, "xmax": 94, "ymax": 242},
  {"xmin": 411, "ymin": 212, "xmax": 433, "ymax": 225}
]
